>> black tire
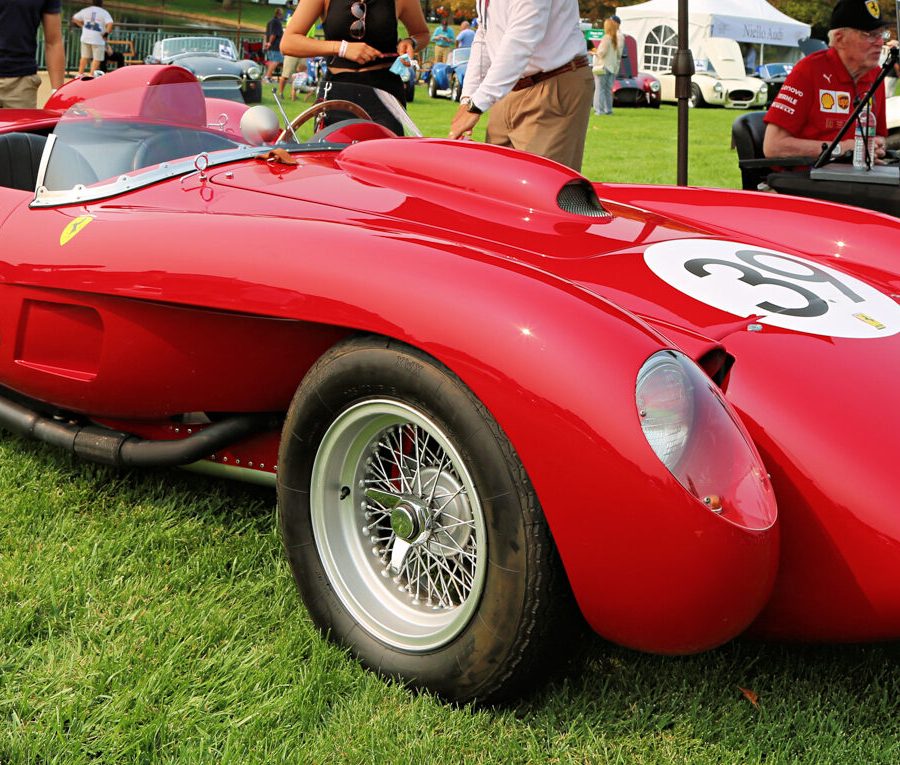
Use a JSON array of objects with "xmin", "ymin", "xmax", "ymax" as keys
[
  {"xmin": 278, "ymin": 336, "xmax": 577, "ymax": 704},
  {"xmin": 428, "ymin": 74, "xmax": 438, "ymax": 98},
  {"xmin": 689, "ymin": 83, "xmax": 705, "ymax": 108},
  {"xmin": 450, "ymin": 76, "xmax": 461, "ymax": 102}
]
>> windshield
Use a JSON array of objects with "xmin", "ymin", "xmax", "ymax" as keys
[
  {"xmin": 33, "ymin": 78, "xmax": 258, "ymax": 206},
  {"xmin": 762, "ymin": 63, "xmax": 791, "ymax": 78},
  {"xmin": 156, "ymin": 37, "xmax": 238, "ymax": 61},
  {"xmin": 449, "ymin": 48, "xmax": 470, "ymax": 67},
  {"xmin": 31, "ymin": 73, "xmax": 420, "ymax": 207}
]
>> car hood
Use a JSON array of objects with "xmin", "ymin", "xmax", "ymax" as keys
[{"xmin": 211, "ymin": 137, "xmax": 900, "ymax": 349}]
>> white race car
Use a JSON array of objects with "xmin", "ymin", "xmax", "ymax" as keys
[{"xmin": 657, "ymin": 38, "xmax": 768, "ymax": 109}]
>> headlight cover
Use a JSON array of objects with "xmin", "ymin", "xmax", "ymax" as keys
[
  {"xmin": 759, "ymin": 83, "xmax": 769, "ymax": 93},
  {"xmin": 247, "ymin": 65, "xmax": 262, "ymax": 80},
  {"xmin": 649, "ymin": 80, "xmax": 661, "ymax": 93},
  {"xmin": 713, "ymin": 82, "xmax": 724, "ymax": 94},
  {"xmin": 636, "ymin": 350, "xmax": 775, "ymax": 530}
]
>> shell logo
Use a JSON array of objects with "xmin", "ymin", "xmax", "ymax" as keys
[{"xmin": 821, "ymin": 92, "xmax": 835, "ymax": 110}]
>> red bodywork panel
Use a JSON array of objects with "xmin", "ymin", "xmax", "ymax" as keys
[{"xmin": 1, "ymin": 69, "xmax": 898, "ymax": 650}]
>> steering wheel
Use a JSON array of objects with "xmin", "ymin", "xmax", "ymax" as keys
[{"xmin": 276, "ymin": 99, "xmax": 373, "ymax": 143}]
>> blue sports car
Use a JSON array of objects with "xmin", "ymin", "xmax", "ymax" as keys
[{"xmin": 427, "ymin": 47, "xmax": 469, "ymax": 101}]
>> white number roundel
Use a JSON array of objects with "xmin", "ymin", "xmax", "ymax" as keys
[{"xmin": 643, "ymin": 239, "xmax": 900, "ymax": 339}]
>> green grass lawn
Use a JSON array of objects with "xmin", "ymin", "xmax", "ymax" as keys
[
  {"xmin": 267, "ymin": 86, "xmax": 743, "ymax": 189},
  {"xmin": 1, "ymin": 437, "xmax": 899, "ymax": 764}
]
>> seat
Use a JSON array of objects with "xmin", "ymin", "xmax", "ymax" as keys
[
  {"xmin": 731, "ymin": 111, "xmax": 771, "ymax": 190},
  {"xmin": 107, "ymin": 39, "xmax": 138, "ymax": 65},
  {"xmin": 0, "ymin": 132, "xmax": 47, "ymax": 192},
  {"xmin": 732, "ymin": 111, "xmax": 818, "ymax": 191},
  {"xmin": 132, "ymin": 129, "xmax": 237, "ymax": 171}
]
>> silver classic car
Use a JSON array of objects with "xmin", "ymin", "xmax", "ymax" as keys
[{"xmin": 146, "ymin": 37, "xmax": 263, "ymax": 103}]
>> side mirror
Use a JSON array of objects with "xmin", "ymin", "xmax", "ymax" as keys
[{"xmin": 240, "ymin": 105, "xmax": 281, "ymax": 145}]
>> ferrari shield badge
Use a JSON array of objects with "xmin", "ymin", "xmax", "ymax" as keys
[
  {"xmin": 60, "ymin": 215, "xmax": 94, "ymax": 246},
  {"xmin": 643, "ymin": 239, "xmax": 900, "ymax": 339}
]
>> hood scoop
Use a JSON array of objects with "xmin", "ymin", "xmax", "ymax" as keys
[{"xmin": 336, "ymin": 138, "xmax": 611, "ymax": 219}]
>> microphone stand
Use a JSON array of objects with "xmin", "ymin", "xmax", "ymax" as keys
[{"xmin": 813, "ymin": 44, "xmax": 898, "ymax": 169}]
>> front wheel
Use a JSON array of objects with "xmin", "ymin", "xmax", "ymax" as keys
[
  {"xmin": 449, "ymin": 76, "xmax": 461, "ymax": 102},
  {"xmin": 689, "ymin": 83, "xmax": 705, "ymax": 108},
  {"xmin": 428, "ymin": 74, "xmax": 438, "ymax": 98},
  {"xmin": 278, "ymin": 337, "xmax": 577, "ymax": 704}
]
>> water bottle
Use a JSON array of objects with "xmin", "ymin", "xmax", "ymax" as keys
[{"xmin": 853, "ymin": 103, "xmax": 876, "ymax": 169}]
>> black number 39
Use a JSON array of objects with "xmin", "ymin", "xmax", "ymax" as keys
[{"xmin": 683, "ymin": 249, "xmax": 863, "ymax": 318}]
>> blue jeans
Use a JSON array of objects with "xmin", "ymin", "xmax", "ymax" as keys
[{"xmin": 593, "ymin": 71, "xmax": 614, "ymax": 114}]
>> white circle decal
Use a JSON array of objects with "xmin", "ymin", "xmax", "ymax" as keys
[{"xmin": 644, "ymin": 239, "xmax": 900, "ymax": 339}]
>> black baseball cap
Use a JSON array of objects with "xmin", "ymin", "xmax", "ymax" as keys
[{"xmin": 830, "ymin": 0, "xmax": 888, "ymax": 31}]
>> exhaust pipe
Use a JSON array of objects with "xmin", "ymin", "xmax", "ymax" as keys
[{"xmin": 0, "ymin": 392, "xmax": 278, "ymax": 468}]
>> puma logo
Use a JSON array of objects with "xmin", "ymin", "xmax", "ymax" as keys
[{"xmin": 823, "ymin": 73, "xmax": 833, "ymax": 83}]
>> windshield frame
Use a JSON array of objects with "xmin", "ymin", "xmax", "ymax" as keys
[{"xmin": 30, "ymin": 134, "xmax": 278, "ymax": 208}]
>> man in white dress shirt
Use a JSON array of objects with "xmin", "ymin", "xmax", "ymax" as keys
[{"xmin": 448, "ymin": 0, "xmax": 593, "ymax": 171}]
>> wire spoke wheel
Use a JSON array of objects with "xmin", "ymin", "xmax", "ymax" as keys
[
  {"xmin": 311, "ymin": 400, "xmax": 487, "ymax": 650},
  {"xmin": 278, "ymin": 338, "xmax": 578, "ymax": 703}
]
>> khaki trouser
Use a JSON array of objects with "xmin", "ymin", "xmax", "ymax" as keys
[
  {"xmin": 433, "ymin": 45, "xmax": 452, "ymax": 65},
  {"xmin": 0, "ymin": 74, "xmax": 42, "ymax": 109},
  {"xmin": 486, "ymin": 65, "xmax": 594, "ymax": 172}
]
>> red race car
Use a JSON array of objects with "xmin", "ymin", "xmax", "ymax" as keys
[
  {"xmin": 0, "ymin": 66, "xmax": 898, "ymax": 704},
  {"xmin": 612, "ymin": 34, "xmax": 661, "ymax": 108}
]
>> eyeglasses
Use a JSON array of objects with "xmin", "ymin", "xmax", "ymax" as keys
[
  {"xmin": 852, "ymin": 27, "xmax": 890, "ymax": 42},
  {"xmin": 350, "ymin": 1, "xmax": 366, "ymax": 40}
]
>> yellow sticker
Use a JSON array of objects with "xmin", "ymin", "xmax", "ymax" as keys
[
  {"xmin": 60, "ymin": 215, "xmax": 94, "ymax": 245},
  {"xmin": 853, "ymin": 312, "xmax": 886, "ymax": 330},
  {"xmin": 866, "ymin": 1, "xmax": 880, "ymax": 20}
]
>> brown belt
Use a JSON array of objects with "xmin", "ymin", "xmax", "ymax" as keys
[{"xmin": 512, "ymin": 55, "xmax": 590, "ymax": 92}]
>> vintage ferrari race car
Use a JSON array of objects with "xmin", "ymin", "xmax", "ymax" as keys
[{"xmin": 0, "ymin": 66, "xmax": 898, "ymax": 705}]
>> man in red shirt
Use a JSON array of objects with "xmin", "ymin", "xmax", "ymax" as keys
[{"xmin": 764, "ymin": 0, "xmax": 889, "ymax": 162}]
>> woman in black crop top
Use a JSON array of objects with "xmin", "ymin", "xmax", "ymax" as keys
[{"xmin": 281, "ymin": 0, "xmax": 428, "ymax": 134}]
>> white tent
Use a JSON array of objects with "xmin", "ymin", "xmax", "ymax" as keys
[{"xmin": 617, "ymin": 0, "xmax": 811, "ymax": 70}]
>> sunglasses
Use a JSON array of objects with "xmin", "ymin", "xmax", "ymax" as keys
[{"xmin": 350, "ymin": 1, "xmax": 366, "ymax": 40}]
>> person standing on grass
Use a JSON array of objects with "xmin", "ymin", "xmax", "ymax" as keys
[
  {"xmin": 264, "ymin": 8, "xmax": 285, "ymax": 82},
  {"xmin": 280, "ymin": 0, "xmax": 428, "ymax": 134},
  {"xmin": 430, "ymin": 18, "xmax": 455, "ymax": 64},
  {"xmin": 72, "ymin": 0, "xmax": 112, "ymax": 77},
  {"xmin": 591, "ymin": 17, "xmax": 621, "ymax": 116},
  {"xmin": 447, "ymin": 0, "xmax": 593, "ymax": 172},
  {"xmin": 0, "ymin": 0, "xmax": 65, "ymax": 108},
  {"xmin": 456, "ymin": 20, "xmax": 474, "ymax": 50}
]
